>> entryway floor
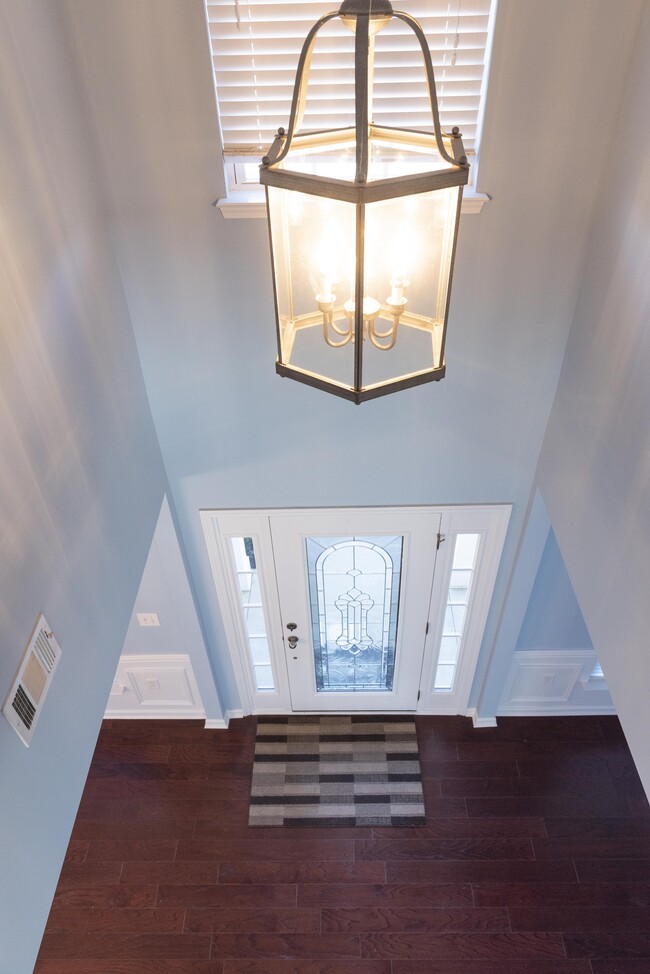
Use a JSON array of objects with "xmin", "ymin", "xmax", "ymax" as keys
[{"xmin": 34, "ymin": 714, "xmax": 650, "ymax": 973}]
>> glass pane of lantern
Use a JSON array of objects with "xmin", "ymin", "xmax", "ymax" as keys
[
  {"xmin": 267, "ymin": 186, "xmax": 357, "ymax": 390},
  {"xmin": 361, "ymin": 186, "xmax": 460, "ymax": 389},
  {"xmin": 305, "ymin": 535, "xmax": 403, "ymax": 693},
  {"xmin": 367, "ymin": 134, "xmax": 453, "ymax": 180}
]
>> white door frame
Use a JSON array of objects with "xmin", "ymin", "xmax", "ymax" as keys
[{"xmin": 201, "ymin": 505, "xmax": 511, "ymax": 716}]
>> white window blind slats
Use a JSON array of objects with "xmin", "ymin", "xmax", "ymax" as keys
[{"xmin": 206, "ymin": 0, "xmax": 492, "ymax": 154}]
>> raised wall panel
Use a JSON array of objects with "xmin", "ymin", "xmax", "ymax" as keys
[
  {"xmin": 498, "ymin": 649, "xmax": 615, "ymax": 716},
  {"xmin": 105, "ymin": 654, "xmax": 205, "ymax": 719}
]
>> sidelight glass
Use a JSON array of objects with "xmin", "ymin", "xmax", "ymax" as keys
[
  {"xmin": 231, "ymin": 537, "xmax": 275, "ymax": 691},
  {"xmin": 305, "ymin": 535, "xmax": 403, "ymax": 692},
  {"xmin": 434, "ymin": 533, "xmax": 480, "ymax": 691}
]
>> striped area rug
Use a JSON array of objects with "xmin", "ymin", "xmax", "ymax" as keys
[{"xmin": 248, "ymin": 715, "xmax": 426, "ymax": 827}]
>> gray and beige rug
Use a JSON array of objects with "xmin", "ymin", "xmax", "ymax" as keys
[{"xmin": 248, "ymin": 715, "xmax": 426, "ymax": 826}]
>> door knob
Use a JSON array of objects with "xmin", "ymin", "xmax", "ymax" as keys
[
  {"xmin": 287, "ymin": 635, "xmax": 298, "ymax": 648},
  {"xmin": 286, "ymin": 622, "xmax": 297, "ymax": 631}
]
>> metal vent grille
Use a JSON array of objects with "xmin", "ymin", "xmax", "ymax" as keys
[{"xmin": 2, "ymin": 614, "xmax": 62, "ymax": 746}]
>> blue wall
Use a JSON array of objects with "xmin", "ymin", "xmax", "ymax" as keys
[
  {"xmin": 516, "ymin": 528, "xmax": 593, "ymax": 651},
  {"xmin": 0, "ymin": 5, "xmax": 167, "ymax": 970}
]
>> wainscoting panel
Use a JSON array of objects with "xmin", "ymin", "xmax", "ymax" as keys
[
  {"xmin": 498, "ymin": 650, "xmax": 615, "ymax": 716},
  {"xmin": 105, "ymin": 654, "xmax": 205, "ymax": 719}
]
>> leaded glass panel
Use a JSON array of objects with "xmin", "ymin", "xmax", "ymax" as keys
[{"xmin": 305, "ymin": 535, "xmax": 403, "ymax": 692}]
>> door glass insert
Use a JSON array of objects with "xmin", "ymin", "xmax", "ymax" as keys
[
  {"xmin": 306, "ymin": 535, "xmax": 403, "ymax": 692},
  {"xmin": 230, "ymin": 537, "xmax": 275, "ymax": 691},
  {"xmin": 434, "ymin": 533, "xmax": 480, "ymax": 691}
]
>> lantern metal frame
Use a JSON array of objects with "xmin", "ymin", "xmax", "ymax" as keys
[{"xmin": 260, "ymin": 0, "xmax": 469, "ymax": 403}]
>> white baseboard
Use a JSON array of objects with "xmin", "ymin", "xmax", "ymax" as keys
[
  {"xmin": 467, "ymin": 707, "xmax": 498, "ymax": 728},
  {"xmin": 204, "ymin": 717, "xmax": 229, "ymax": 729},
  {"xmin": 225, "ymin": 708, "xmax": 245, "ymax": 722}
]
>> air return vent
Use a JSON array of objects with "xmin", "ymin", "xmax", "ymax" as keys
[{"xmin": 2, "ymin": 614, "xmax": 61, "ymax": 746}]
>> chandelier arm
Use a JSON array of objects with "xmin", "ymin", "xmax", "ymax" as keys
[
  {"xmin": 261, "ymin": 12, "xmax": 340, "ymax": 169},
  {"xmin": 392, "ymin": 11, "xmax": 461, "ymax": 167}
]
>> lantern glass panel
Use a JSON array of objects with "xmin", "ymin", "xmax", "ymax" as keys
[
  {"xmin": 267, "ymin": 185, "xmax": 358, "ymax": 390},
  {"xmin": 360, "ymin": 186, "xmax": 459, "ymax": 389}
]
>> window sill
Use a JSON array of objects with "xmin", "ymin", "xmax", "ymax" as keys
[{"xmin": 215, "ymin": 188, "xmax": 490, "ymax": 219}]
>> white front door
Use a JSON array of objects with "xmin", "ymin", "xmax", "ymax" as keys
[
  {"xmin": 269, "ymin": 509, "xmax": 442, "ymax": 711},
  {"xmin": 202, "ymin": 505, "xmax": 511, "ymax": 716}
]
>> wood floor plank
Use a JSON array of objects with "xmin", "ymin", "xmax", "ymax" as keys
[
  {"xmin": 45, "ymin": 906, "xmax": 185, "ymax": 933},
  {"xmin": 510, "ymin": 906, "xmax": 650, "ymax": 932},
  {"xmin": 85, "ymin": 838, "xmax": 177, "ymax": 861},
  {"xmin": 534, "ymin": 837, "xmax": 650, "ymax": 860},
  {"xmin": 391, "ymin": 963, "xmax": 592, "ymax": 974},
  {"xmin": 184, "ymin": 908, "xmax": 321, "ymax": 933},
  {"xmin": 37, "ymin": 931, "xmax": 212, "ymax": 959},
  {"xmin": 209, "ymin": 934, "xmax": 361, "ymax": 959},
  {"xmin": 442, "ymin": 777, "xmax": 618, "ymax": 798},
  {"xmin": 92, "ymin": 743, "xmax": 172, "ymax": 763},
  {"xmin": 56, "ymin": 861, "xmax": 123, "ymax": 886},
  {"xmin": 466, "ymin": 796, "xmax": 632, "ymax": 818},
  {"xmin": 355, "ymin": 837, "xmax": 534, "ymax": 861},
  {"xmin": 359, "ymin": 931, "xmax": 567, "ymax": 959},
  {"xmin": 544, "ymin": 817, "xmax": 650, "ymax": 838},
  {"xmin": 121, "ymin": 861, "xmax": 220, "ymax": 885},
  {"xmin": 297, "ymin": 883, "xmax": 472, "ymax": 907},
  {"xmin": 218, "ymin": 862, "xmax": 386, "ymax": 884},
  {"xmin": 177, "ymin": 838, "xmax": 355, "ymax": 862},
  {"xmin": 591, "ymin": 963, "xmax": 650, "ymax": 973},
  {"xmin": 34, "ymin": 961, "xmax": 224, "ymax": 974},
  {"xmin": 73, "ymin": 818, "xmax": 195, "ymax": 840},
  {"xmin": 386, "ymin": 860, "xmax": 577, "ymax": 884},
  {"xmin": 575, "ymin": 860, "xmax": 650, "ymax": 882},
  {"xmin": 222, "ymin": 962, "xmax": 390, "ymax": 974},
  {"xmin": 474, "ymin": 881, "xmax": 650, "ymax": 908},
  {"xmin": 157, "ymin": 884, "xmax": 297, "ymax": 908},
  {"xmin": 371, "ymin": 817, "xmax": 546, "ymax": 838},
  {"xmin": 321, "ymin": 906, "xmax": 509, "ymax": 933},
  {"xmin": 137, "ymin": 799, "xmax": 250, "ymax": 823},
  {"xmin": 52, "ymin": 884, "xmax": 158, "ymax": 909},
  {"xmin": 564, "ymin": 931, "xmax": 650, "ymax": 959},
  {"xmin": 76, "ymin": 798, "xmax": 141, "ymax": 820},
  {"xmin": 420, "ymin": 760, "xmax": 519, "ymax": 779}
]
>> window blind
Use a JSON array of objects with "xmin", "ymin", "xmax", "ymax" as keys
[{"xmin": 206, "ymin": 0, "xmax": 494, "ymax": 156}]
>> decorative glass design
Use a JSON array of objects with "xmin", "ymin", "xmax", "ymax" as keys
[
  {"xmin": 231, "ymin": 537, "xmax": 275, "ymax": 691},
  {"xmin": 434, "ymin": 533, "xmax": 480, "ymax": 691},
  {"xmin": 306, "ymin": 536, "xmax": 403, "ymax": 692}
]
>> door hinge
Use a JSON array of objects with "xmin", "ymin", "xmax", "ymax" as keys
[
  {"xmin": 436, "ymin": 532, "xmax": 446, "ymax": 550},
  {"xmin": 417, "ymin": 690, "xmax": 421, "ymax": 701},
  {"xmin": 425, "ymin": 622, "xmax": 429, "ymax": 636}
]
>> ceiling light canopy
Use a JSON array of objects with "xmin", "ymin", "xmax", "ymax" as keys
[{"xmin": 261, "ymin": 0, "xmax": 469, "ymax": 403}]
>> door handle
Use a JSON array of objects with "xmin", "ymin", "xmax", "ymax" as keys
[
  {"xmin": 287, "ymin": 635, "xmax": 298, "ymax": 648},
  {"xmin": 286, "ymin": 622, "xmax": 297, "ymax": 631}
]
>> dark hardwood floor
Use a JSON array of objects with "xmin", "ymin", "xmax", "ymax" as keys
[{"xmin": 34, "ymin": 715, "xmax": 650, "ymax": 974}]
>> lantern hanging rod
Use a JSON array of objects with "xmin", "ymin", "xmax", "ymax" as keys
[{"xmin": 261, "ymin": 0, "xmax": 467, "ymax": 176}]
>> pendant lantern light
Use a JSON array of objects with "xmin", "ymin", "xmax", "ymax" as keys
[{"xmin": 261, "ymin": 0, "xmax": 469, "ymax": 403}]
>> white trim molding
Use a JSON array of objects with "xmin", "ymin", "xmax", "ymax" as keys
[
  {"xmin": 105, "ymin": 654, "xmax": 206, "ymax": 719},
  {"xmin": 204, "ymin": 717, "xmax": 229, "ymax": 729},
  {"xmin": 467, "ymin": 707, "xmax": 497, "ymax": 728},
  {"xmin": 216, "ymin": 189, "xmax": 490, "ymax": 220},
  {"xmin": 498, "ymin": 649, "xmax": 615, "ymax": 716}
]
